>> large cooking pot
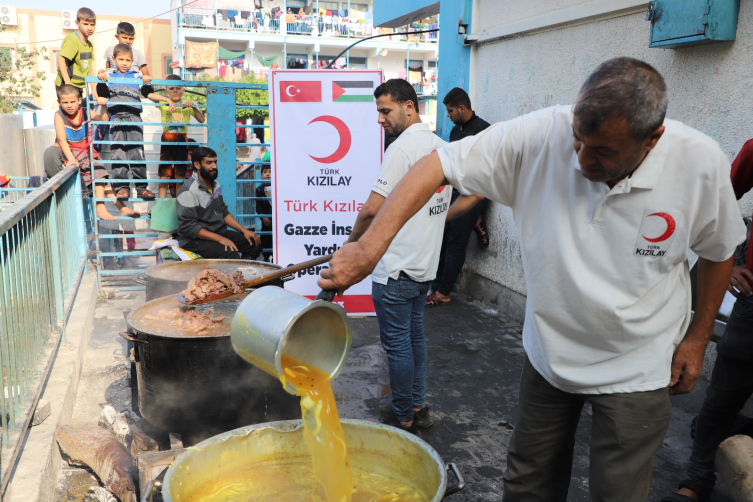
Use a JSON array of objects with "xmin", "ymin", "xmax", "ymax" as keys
[
  {"xmin": 125, "ymin": 292, "xmax": 300, "ymax": 444},
  {"xmin": 142, "ymin": 419, "xmax": 465, "ymax": 502},
  {"xmin": 137, "ymin": 259, "xmax": 287, "ymax": 301}
]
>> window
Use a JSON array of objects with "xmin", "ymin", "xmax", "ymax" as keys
[
  {"xmin": 347, "ymin": 56, "xmax": 367, "ymax": 69},
  {"xmin": 0, "ymin": 47, "xmax": 14, "ymax": 70},
  {"xmin": 404, "ymin": 59, "xmax": 423, "ymax": 70},
  {"xmin": 164, "ymin": 56, "xmax": 173, "ymax": 78},
  {"xmin": 52, "ymin": 49, "xmax": 61, "ymax": 71},
  {"xmin": 317, "ymin": 2, "xmax": 339, "ymax": 11},
  {"xmin": 349, "ymin": 3, "xmax": 368, "ymax": 12},
  {"xmin": 427, "ymin": 60, "xmax": 437, "ymax": 68}
]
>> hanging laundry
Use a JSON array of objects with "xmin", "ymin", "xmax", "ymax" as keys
[
  {"xmin": 256, "ymin": 51, "xmax": 282, "ymax": 67},
  {"xmin": 218, "ymin": 46, "xmax": 247, "ymax": 60},
  {"xmin": 219, "ymin": 59, "xmax": 228, "ymax": 78},
  {"xmin": 226, "ymin": 10, "xmax": 239, "ymax": 19}
]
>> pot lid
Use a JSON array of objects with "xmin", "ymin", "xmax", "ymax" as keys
[
  {"xmin": 146, "ymin": 259, "xmax": 282, "ymax": 283},
  {"xmin": 127, "ymin": 291, "xmax": 251, "ymax": 339}
]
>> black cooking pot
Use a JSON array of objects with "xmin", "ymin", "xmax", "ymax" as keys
[
  {"xmin": 136, "ymin": 259, "xmax": 287, "ymax": 301},
  {"xmin": 124, "ymin": 292, "xmax": 300, "ymax": 444}
]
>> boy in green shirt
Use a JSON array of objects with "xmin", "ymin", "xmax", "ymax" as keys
[{"xmin": 55, "ymin": 7, "xmax": 97, "ymax": 100}]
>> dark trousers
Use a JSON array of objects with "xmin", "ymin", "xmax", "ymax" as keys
[
  {"xmin": 434, "ymin": 189, "xmax": 487, "ymax": 296},
  {"xmin": 504, "ymin": 357, "xmax": 672, "ymax": 501},
  {"xmin": 181, "ymin": 230, "xmax": 261, "ymax": 260},
  {"xmin": 110, "ymin": 112, "xmax": 147, "ymax": 192},
  {"xmin": 681, "ymin": 295, "xmax": 753, "ymax": 499}
]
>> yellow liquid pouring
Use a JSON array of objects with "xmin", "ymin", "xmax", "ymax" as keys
[
  {"xmin": 179, "ymin": 355, "xmax": 429, "ymax": 502},
  {"xmin": 281, "ymin": 354, "xmax": 354, "ymax": 502}
]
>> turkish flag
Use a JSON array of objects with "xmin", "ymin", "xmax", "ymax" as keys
[{"xmin": 280, "ymin": 81, "xmax": 321, "ymax": 102}]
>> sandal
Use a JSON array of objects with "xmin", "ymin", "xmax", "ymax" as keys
[
  {"xmin": 115, "ymin": 188, "xmax": 130, "ymax": 198},
  {"xmin": 138, "ymin": 189, "xmax": 156, "ymax": 200},
  {"xmin": 474, "ymin": 220, "xmax": 489, "ymax": 247},
  {"xmin": 425, "ymin": 292, "xmax": 450, "ymax": 307}
]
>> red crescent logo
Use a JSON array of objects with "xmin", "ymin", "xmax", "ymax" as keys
[
  {"xmin": 642, "ymin": 212, "xmax": 676, "ymax": 243},
  {"xmin": 308, "ymin": 115, "xmax": 351, "ymax": 164},
  {"xmin": 435, "ymin": 185, "xmax": 447, "ymax": 194}
]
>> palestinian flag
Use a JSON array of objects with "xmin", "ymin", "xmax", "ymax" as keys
[{"xmin": 332, "ymin": 81, "xmax": 374, "ymax": 103}]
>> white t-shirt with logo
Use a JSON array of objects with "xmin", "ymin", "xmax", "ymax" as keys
[
  {"xmin": 437, "ymin": 105, "xmax": 746, "ymax": 394},
  {"xmin": 371, "ymin": 123, "xmax": 450, "ymax": 285}
]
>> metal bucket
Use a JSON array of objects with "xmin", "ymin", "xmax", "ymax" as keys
[
  {"xmin": 231, "ymin": 286, "xmax": 352, "ymax": 394},
  {"xmin": 150, "ymin": 419, "xmax": 464, "ymax": 501}
]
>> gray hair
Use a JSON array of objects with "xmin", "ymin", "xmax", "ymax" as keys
[{"xmin": 574, "ymin": 57, "xmax": 668, "ymax": 140}]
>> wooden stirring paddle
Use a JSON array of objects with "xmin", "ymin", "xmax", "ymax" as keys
[{"xmin": 178, "ymin": 254, "xmax": 334, "ymax": 305}]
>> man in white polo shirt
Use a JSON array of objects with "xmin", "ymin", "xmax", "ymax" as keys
[
  {"xmin": 320, "ymin": 57, "xmax": 746, "ymax": 500},
  {"xmin": 348, "ymin": 79, "xmax": 450, "ymax": 434}
]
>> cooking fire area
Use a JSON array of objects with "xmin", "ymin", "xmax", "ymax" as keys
[{"xmin": 55, "ymin": 284, "xmax": 735, "ymax": 501}]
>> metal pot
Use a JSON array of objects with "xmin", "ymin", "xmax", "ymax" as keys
[
  {"xmin": 231, "ymin": 286, "xmax": 352, "ymax": 394},
  {"xmin": 136, "ymin": 259, "xmax": 286, "ymax": 301},
  {"xmin": 144, "ymin": 419, "xmax": 465, "ymax": 502},
  {"xmin": 125, "ymin": 292, "xmax": 300, "ymax": 443}
]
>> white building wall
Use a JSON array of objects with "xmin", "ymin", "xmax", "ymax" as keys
[{"xmin": 465, "ymin": 0, "xmax": 753, "ymax": 298}]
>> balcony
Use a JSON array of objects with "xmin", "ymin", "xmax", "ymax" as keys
[{"xmin": 177, "ymin": 8, "xmax": 439, "ymax": 42}]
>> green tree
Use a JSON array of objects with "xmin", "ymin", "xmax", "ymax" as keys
[
  {"xmin": 181, "ymin": 74, "xmax": 268, "ymax": 121},
  {"xmin": 0, "ymin": 26, "xmax": 48, "ymax": 113}
]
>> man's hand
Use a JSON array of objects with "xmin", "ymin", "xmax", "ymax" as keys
[
  {"xmin": 64, "ymin": 159, "xmax": 80, "ymax": 168},
  {"xmin": 218, "ymin": 236, "xmax": 238, "ymax": 252},
  {"xmin": 184, "ymin": 101, "xmax": 195, "ymax": 108},
  {"xmin": 242, "ymin": 229, "xmax": 261, "ymax": 247},
  {"xmin": 97, "ymin": 69, "xmax": 109, "ymax": 82},
  {"xmin": 142, "ymin": 75, "xmax": 152, "ymax": 84},
  {"xmin": 318, "ymin": 241, "xmax": 379, "ymax": 295},
  {"xmin": 729, "ymin": 265, "xmax": 753, "ymax": 298},
  {"xmin": 669, "ymin": 329, "xmax": 708, "ymax": 395},
  {"xmin": 97, "ymin": 96, "xmax": 108, "ymax": 106},
  {"xmin": 168, "ymin": 102, "xmax": 177, "ymax": 113}
]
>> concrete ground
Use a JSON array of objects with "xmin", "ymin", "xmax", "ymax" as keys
[{"xmin": 55, "ymin": 289, "xmax": 737, "ymax": 501}]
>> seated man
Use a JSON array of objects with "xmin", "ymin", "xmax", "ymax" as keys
[{"xmin": 176, "ymin": 146, "xmax": 262, "ymax": 259}]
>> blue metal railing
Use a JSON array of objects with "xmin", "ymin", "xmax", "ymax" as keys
[
  {"xmin": 0, "ymin": 167, "xmax": 86, "ymax": 491},
  {"xmin": 85, "ymin": 77, "xmax": 272, "ymax": 290},
  {"xmin": 0, "ymin": 177, "xmax": 45, "ymax": 212},
  {"xmin": 176, "ymin": 8, "xmax": 439, "ymax": 41}
]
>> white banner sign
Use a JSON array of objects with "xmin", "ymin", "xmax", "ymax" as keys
[{"xmin": 270, "ymin": 69, "xmax": 383, "ymax": 315}]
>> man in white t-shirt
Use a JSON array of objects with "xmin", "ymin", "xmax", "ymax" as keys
[
  {"xmin": 347, "ymin": 79, "xmax": 450, "ymax": 434},
  {"xmin": 320, "ymin": 58, "xmax": 746, "ymax": 500}
]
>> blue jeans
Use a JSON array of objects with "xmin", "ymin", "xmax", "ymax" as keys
[
  {"xmin": 372, "ymin": 274, "xmax": 431, "ymax": 422},
  {"xmin": 682, "ymin": 294, "xmax": 753, "ymax": 499}
]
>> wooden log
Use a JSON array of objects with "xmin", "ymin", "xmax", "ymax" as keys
[
  {"xmin": 715, "ymin": 434, "xmax": 753, "ymax": 502},
  {"xmin": 55, "ymin": 424, "xmax": 137, "ymax": 502}
]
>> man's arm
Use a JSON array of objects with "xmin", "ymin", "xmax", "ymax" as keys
[
  {"xmin": 224, "ymin": 213, "xmax": 262, "ymax": 247},
  {"xmin": 347, "ymin": 191, "xmax": 385, "ymax": 243},
  {"xmin": 669, "ymin": 255, "xmax": 734, "ymax": 395},
  {"xmin": 196, "ymin": 228, "xmax": 241, "ymax": 252},
  {"xmin": 318, "ymin": 151, "xmax": 447, "ymax": 292},
  {"xmin": 447, "ymin": 194, "xmax": 484, "ymax": 222}
]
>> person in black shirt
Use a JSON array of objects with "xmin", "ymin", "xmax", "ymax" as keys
[
  {"xmin": 255, "ymin": 164, "xmax": 273, "ymax": 261},
  {"xmin": 427, "ymin": 88, "xmax": 491, "ymax": 306}
]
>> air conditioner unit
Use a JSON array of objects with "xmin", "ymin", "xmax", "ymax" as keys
[
  {"xmin": 0, "ymin": 5, "xmax": 18, "ymax": 26},
  {"xmin": 61, "ymin": 10, "xmax": 77, "ymax": 30}
]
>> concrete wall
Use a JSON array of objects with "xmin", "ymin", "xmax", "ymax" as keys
[
  {"xmin": 0, "ymin": 9, "xmax": 171, "ymax": 110},
  {"xmin": 462, "ymin": 0, "xmax": 753, "ymax": 305}
]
